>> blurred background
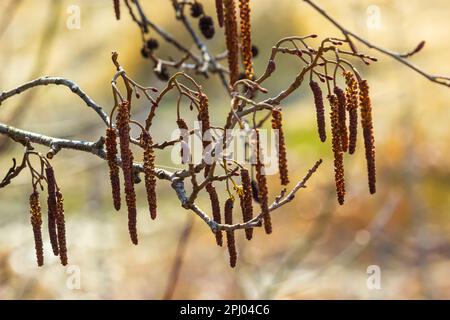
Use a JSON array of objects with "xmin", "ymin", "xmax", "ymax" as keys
[{"xmin": 0, "ymin": 0, "xmax": 449, "ymax": 299}]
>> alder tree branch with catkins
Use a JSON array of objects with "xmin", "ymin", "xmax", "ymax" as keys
[{"xmin": 0, "ymin": 0, "xmax": 448, "ymax": 269}]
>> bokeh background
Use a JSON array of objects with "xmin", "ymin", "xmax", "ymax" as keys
[{"xmin": 0, "ymin": 0, "xmax": 449, "ymax": 299}]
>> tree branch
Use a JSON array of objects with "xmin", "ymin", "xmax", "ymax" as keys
[{"xmin": 303, "ymin": 0, "xmax": 450, "ymax": 87}]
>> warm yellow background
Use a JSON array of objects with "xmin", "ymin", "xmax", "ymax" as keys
[{"xmin": 0, "ymin": 0, "xmax": 449, "ymax": 299}]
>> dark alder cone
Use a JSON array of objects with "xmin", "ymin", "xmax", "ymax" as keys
[
  {"xmin": 141, "ymin": 47, "xmax": 149, "ymax": 59},
  {"xmin": 113, "ymin": 0, "xmax": 120, "ymax": 20},
  {"xmin": 190, "ymin": 2, "xmax": 204, "ymax": 18},
  {"xmin": 334, "ymin": 86, "xmax": 349, "ymax": 152},
  {"xmin": 344, "ymin": 71, "xmax": 359, "ymax": 154},
  {"xmin": 177, "ymin": 118, "xmax": 190, "ymax": 164},
  {"xmin": 29, "ymin": 191, "xmax": 44, "ymax": 267},
  {"xmin": 251, "ymin": 45, "xmax": 259, "ymax": 58},
  {"xmin": 56, "ymin": 190, "xmax": 68, "ymax": 266},
  {"xmin": 240, "ymin": 168, "xmax": 254, "ymax": 240},
  {"xmin": 255, "ymin": 129, "xmax": 272, "ymax": 234},
  {"xmin": 271, "ymin": 109, "xmax": 289, "ymax": 186},
  {"xmin": 328, "ymin": 95, "xmax": 346, "ymax": 205},
  {"xmin": 105, "ymin": 127, "xmax": 121, "ymax": 211},
  {"xmin": 199, "ymin": 16, "xmax": 215, "ymax": 39},
  {"xmin": 206, "ymin": 183, "xmax": 223, "ymax": 246},
  {"xmin": 45, "ymin": 167, "xmax": 59, "ymax": 256},
  {"xmin": 309, "ymin": 81, "xmax": 326, "ymax": 142},
  {"xmin": 155, "ymin": 66, "xmax": 170, "ymax": 81},
  {"xmin": 215, "ymin": 0, "xmax": 224, "ymax": 27},
  {"xmin": 239, "ymin": 0, "xmax": 254, "ymax": 79},
  {"xmin": 359, "ymin": 80, "xmax": 376, "ymax": 194},
  {"xmin": 223, "ymin": 0, "xmax": 240, "ymax": 85},
  {"xmin": 141, "ymin": 131, "xmax": 157, "ymax": 220},
  {"xmin": 224, "ymin": 198, "xmax": 237, "ymax": 268},
  {"xmin": 116, "ymin": 101, "xmax": 138, "ymax": 245},
  {"xmin": 146, "ymin": 38, "xmax": 159, "ymax": 51}
]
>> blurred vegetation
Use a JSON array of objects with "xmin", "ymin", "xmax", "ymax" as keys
[{"xmin": 0, "ymin": 0, "xmax": 449, "ymax": 299}]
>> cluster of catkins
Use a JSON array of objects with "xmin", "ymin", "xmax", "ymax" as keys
[
  {"xmin": 201, "ymin": 107, "xmax": 289, "ymax": 268},
  {"xmin": 28, "ymin": 165, "xmax": 67, "ymax": 267},
  {"xmin": 218, "ymin": 0, "xmax": 259, "ymax": 83},
  {"xmin": 106, "ymin": 100, "xmax": 157, "ymax": 245},
  {"xmin": 310, "ymin": 71, "xmax": 376, "ymax": 205}
]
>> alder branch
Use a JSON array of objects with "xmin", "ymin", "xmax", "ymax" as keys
[
  {"xmin": 303, "ymin": 0, "xmax": 450, "ymax": 87},
  {"xmin": 0, "ymin": 76, "xmax": 110, "ymax": 125}
]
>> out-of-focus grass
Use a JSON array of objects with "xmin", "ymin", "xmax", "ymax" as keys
[{"xmin": 0, "ymin": 0, "xmax": 449, "ymax": 299}]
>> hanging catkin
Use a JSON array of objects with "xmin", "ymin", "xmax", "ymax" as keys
[
  {"xmin": 215, "ymin": 0, "xmax": 224, "ymax": 27},
  {"xmin": 310, "ymin": 81, "xmax": 326, "ymax": 142},
  {"xmin": 224, "ymin": 197, "xmax": 237, "ymax": 268},
  {"xmin": 334, "ymin": 86, "xmax": 349, "ymax": 152},
  {"xmin": 223, "ymin": 0, "xmax": 240, "ymax": 85},
  {"xmin": 240, "ymin": 168, "xmax": 253, "ymax": 240},
  {"xmin": 106, "ymin": 127, "xmax": 121, "ymax": 211},
  {"xmin": 116, "ymin": 101, "xmax": 138, "ymax": 245},
  {"xmin": 344, "ymin": 71, "xmax": 359, "ymax": 154},
  {"xmin": 29, "ymin": 191, "xmax": 44, "ymax": 267},
  {"xmin": 141, "ymin": 131, "xmax": 157, "ymax": 220},
  {"xmin": 45, "ymin": 167, "xmax": 59, "ymax": 256},
  {"xmin": 239, "ymin": 0, "xmax": 254, "ymax": 79},
  {"xmin": 56, "ymin": 190, "xmax": 68, "ymax": 266},
  {"xmin": 255, "ymin": 129, "xmax": 272, "ymax": 234},
  {"xmin": 359, "ymin": 80, "xmax": 376, "ymax": 194},
  {"xmin": 206, "ymin": 183, "xmax": 223, "ymax": 246},
  {"xmin": 271, "ymin": 109, "xmax": 289, "ymax": 185},
  {"xmin": 329, "ymin": 95, "xmax": 346, "ymax": 205}
]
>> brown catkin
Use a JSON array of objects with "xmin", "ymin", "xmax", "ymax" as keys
[
  {"xmin": 334, "ymin": 87, "xmax": 349, "ymax": 152},
  {"xmin": 206, "ymin": 183, "xmax": 223, "ymax": 246},
  {"xmin": 215, "ymin": 0, "xmax": 224, "ymax": 27},
  {"xmin": 240, "ymin": 168, "xmax": 253, "ymax": 240},
  {"xmin": 329, "ymin": 95, "xmax": 346, "ymax": 205},
  {"xmin": 198, "ymin": 93, "xmax": 213, "ymax": 174},
  {"xmin": 56, "ymin": 190, "xmax": 68, "ymax": 266},
  {"xmin": 309, "ymin": 81, "xmax": 326, "ymax": 142},
  {"xmin": 29, "ymin": 191, "xmax": 44, "ymax": 267},
  {"xmin": 223, "ymin": 0, "xmax": 240, "ymax": 85},
  {"xmin": 116, "ymin": 101, "xmax": 138, "ymax": 245},
  {"xmin": 113, "ymin": 0, "xmax": 120, "ymax": 20},
  {"xmin": 344, "ymin": 71, "xmax": 359, "ymax": 154},
  {"xmin": 255, "ymin": 129, "xmax": 272, "ymax": 234},
  {"xmin": 359, "ymin": 80, "xmax": 376, "ymax": 194},
  {"xmin": 224, "ymin": 198, "xmax": 237, "ymax": 268},
  {"xmin": 105, "ymin": 127, "xmax": 121, "ymax": 211},
  {"xmin": 45, "ymin": 167, "xmax": 59, "ymax": 256},
  {"xmin": 141, "ymin": 131, "xmax": 157, "ymax": 220},
  {"xmin": 239, "ymin": 0, "xmax": 254, "ymax": 79},
  {"xmin": 271, "ymin": 109, "xmax": 289, "ymax": 185}
]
